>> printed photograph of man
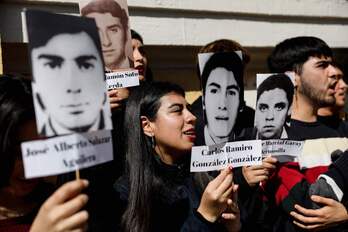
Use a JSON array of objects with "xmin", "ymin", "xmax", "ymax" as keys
[
  {"xmin": 26, "ymin": 10, "xmax": 112, "ymax": 136},
  {"xmin": 199, "ymin": 52, "xmax": 244, "ymax": 145},
  {"xmin": 81, "ymin": 0, "xmax": 133, "ymax": 71},
  {"xmin": 254, "ymin": 73, "xmax": 294, "ymax": 139}
]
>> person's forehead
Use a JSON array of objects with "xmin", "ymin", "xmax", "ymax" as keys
[
  {"xmin": 207, "ymin": 67, "xmax": 237, "ymax": 86},
  {"xmin": 259, "ymin": 88, "xmax": 287, "ymax": 102},
  {"xmin": 159, "ymin": 93, "xmax": 186, "ymax": 108},
  {"xmin": 33, "ymin": 32, "xmax": 99, "ymax": 59},
  {"xmin": 87, "ymin": 12, "xmax": 122, "ymax": 27},
  {"xmin": 306, "ymin": 55, "xmax": 332, "ymax": 64}
]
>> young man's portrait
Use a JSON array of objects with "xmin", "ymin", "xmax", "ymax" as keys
[
  {"xmin": 254, "ymin": 73, "xmax": 294, "ymax": 139},
  {"xmin": 80, "ymin": 0, "xmax": 133, "ymax": 71},
  {"xmin": 198, "ymin": 52, "xmax": 244, "ymax": 145},
  {"xmin": 26, "ymin": 10, "xmax": 112, "ymax": 136}
]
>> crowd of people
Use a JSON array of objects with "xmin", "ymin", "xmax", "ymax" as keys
[{"xmin": 1, "ymin": 1, "xmax": 348, "ymax": 232}]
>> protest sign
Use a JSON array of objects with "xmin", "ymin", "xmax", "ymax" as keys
[
  {"xmin": 197, "ymin": 51, "xmax": 243, "ymax": 146},
  {"xmin": 21, "ymin": 130, "xmax": 113, "ymax": 178},
  {"xmin": 254, "ymin": 73, "xmax": 294, "ymax": 140},
  {"xmin": 262, "ymin": 139, "xmax": 303, "ymax": 162},
  {"xmin": 79, "ymin": 0, "xmax": 139, "ymax": 89},
  {"xmin": 190, "ymin": 140, "xmax": 262, "ymax": 172},
  {"xmin": 26, "ymin": 10, "xmax": 113, "ymax": 137},
  {"xmin": 106, "ymin": 69, "xmax": 139, "ymax": 89}
]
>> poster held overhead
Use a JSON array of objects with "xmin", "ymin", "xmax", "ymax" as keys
[
  {"xmin": 25, "ymin": 10, "xmax": 113, "ymax": 137},
  {"xmin": 79, "ymin": 0, "xmax": 139, "ymax": 88}
]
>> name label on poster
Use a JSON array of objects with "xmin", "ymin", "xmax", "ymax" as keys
[
  {"xmin": 262, "ymin": 139, "xmax": 303, "ymax": 162},
  {"xmin": 21, "ymin": 130, "xmax": 113, "ymax": 178},
  {"xmin": 190, "ymin": 140, "xmax": 262, "ymax": 172},
  {"xmin": 106, "ymin": 70, "xmax": 139, "ymax": 89}
]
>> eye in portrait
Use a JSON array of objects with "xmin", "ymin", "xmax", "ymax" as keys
[
  {"xmin": 198, "ymin": 52, "xmax": 244, "ymax": 145},
  {"xmin": 26, "ymin": 10, "xmax": 112, "ymax": 136},
  {"xmin": 254, "ymin": 73, "xmax": 294, "ymax": 139},
  {"xmin": 80, "ymin": 0, "xmax": 133, "ymax": 71}
]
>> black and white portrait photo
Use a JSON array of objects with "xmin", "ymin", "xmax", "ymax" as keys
[
  {"xmin": 80, "ymin": 0, "xmax": 133, "ymax": 71},
  {"xmin": 198, "ymin": 52, "xmax": 244, "ymax": 145},
  {"xmin": 26, "ymin": 10, "xmax": 112, "ymax": 137},
  {"xmin": 254, "ymin": 73, "xmax": 294, "ymax": 139}
]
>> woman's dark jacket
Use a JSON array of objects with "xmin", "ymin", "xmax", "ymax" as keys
[{"xmin": 113, "ymin": 157, "xmax": 228, "ymax": 232}]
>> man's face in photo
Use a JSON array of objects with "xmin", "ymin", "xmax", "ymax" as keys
[
  {"xmin": 204, "ymin": 67, "xmax": 240, "ymax": 138},
  {"xmin": 31, "ymin": 32, "xmax": 106, "ymax": 132},
  {"xmin": 86, "ymin": 12, "xmax": 126, "ymax": 70},
  {"xmin": 298, "ymin": 56, "xmax": 338, "ymax": 107},
  {"xmin": 255, "ymin": 88, "xmax": 290, "ymax": 139}
]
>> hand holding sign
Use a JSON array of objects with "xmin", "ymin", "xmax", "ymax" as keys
[
  {"xmin": 242, "ymin": 156, "xmax": 277, "ymax": 187},
  {"xmin": 30, "ymin": 179, "xmax": 89, "ymax": 232},
  {"xmin": 221, "ymin": 184, "xmax": 241, "ymax": 232},
  {"xmin": 197, "ymin": 167, "xmax": 234, "ymax": 222},
  {"xmin": 108, "ymin": 87, "xmax": 130, "ymax": 110}
]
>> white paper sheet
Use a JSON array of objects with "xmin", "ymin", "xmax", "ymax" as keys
[
  {"xmin": 262, "ymin": 139, "xmax": 303, "ymax": 162},
  {"xmin": 190, "ymin": 140, "xmax": 262, "ymax": 172},
  {"xmin": 106, "ymin": 70, "xmax": 140, "ymax": 89},
  {"xmin": 21, "ymin": 130, "xmax": 113, "ymax": 178}
]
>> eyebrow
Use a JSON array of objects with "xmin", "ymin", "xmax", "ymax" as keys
[
  {"xmin": 275, "ymin": 102, "xmax": 287, "ymax": 106},
  {"xmin": 259, "ymin": 103, "xmax": 269, "ymax": 107},
  {"xmin": 38, "ymin": 54, "xmax": 64, "ymax": 62},
  {"xmin": 168, "ymin": 103, "xmax": 184, "ymax": 109},
  {"xmin": 108, "ymin": 24, "xmax": 122, "ymax": 30},
  {"xmin": 75, "ymin": 55, "xmax": 97, "ymax": 63},
  {"xmin": 227, "ymin": 85, "xmax": 239, "ymax": 91},
  {"xmin": 315, "ymin": 60, "xmax": 332, "ymax": 67},
  {"xmin": 208, "ymin": 83, "xmax": 221, "ymax": 88}
]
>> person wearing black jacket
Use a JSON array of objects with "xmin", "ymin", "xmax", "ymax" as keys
[{"xmin": 114, "ymin": 81, "xmax": 241, "ymax": 232}]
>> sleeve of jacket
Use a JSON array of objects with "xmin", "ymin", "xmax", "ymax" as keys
[
  {"xmin": 180, "ymin": 210, "xmax": 227, "ymax": 232},
  {"xmin": 267, "ymin": 162, "xmax": 312, "ymax": 214}
]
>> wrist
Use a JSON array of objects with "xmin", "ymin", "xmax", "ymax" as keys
[{"xmin": 197, "ymin": 206, "xmax": 219, "ymax": 223}]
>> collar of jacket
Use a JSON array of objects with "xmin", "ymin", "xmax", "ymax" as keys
[{"xmin": 153, "ymin": 154, "xmax": 191, "ymax": 184}]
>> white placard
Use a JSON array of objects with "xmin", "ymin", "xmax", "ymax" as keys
[
  {"xmin": 106, "ymin": 70, "xmax": 140, "ymax": 90},
  {"xmin": 21, "ymin": 130, "xmax": 113, "ymax": 178},
  {"xmin": 262, "ymin": 139, "xmax": 303, "ymax": 163},
  {"xmin": 190, "ymin": 140, "xmax": 262, "ymax": 172},
  {"xmin": 26, "ymin": 10, "xmax": 113, "ymax": 137}
]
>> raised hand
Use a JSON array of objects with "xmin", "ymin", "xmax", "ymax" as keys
[
  {"xmin": 242, "ymin": 156, "xmax": 277, "ymax": 187},
  {"xmin": 30, "ymin": 179, "xmax": 89, "ymax": 232},
  {"xmin": 197, "ymin": 166, "xmax": 234, "ymax": 222}
]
